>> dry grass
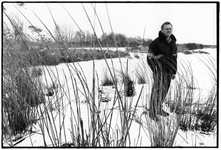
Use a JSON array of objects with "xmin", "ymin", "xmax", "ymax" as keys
[{"xmin": 3, "ymin": 3, "xmax": 217, "ymax": 147}]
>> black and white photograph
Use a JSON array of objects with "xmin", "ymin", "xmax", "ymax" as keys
[{"xmin": 2, "ymin": 2, "xmax": 218, "ymax": 147}]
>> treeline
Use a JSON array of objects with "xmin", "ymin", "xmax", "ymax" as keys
[
  {"xmin": 3, "ymin": 20, "xmax": 215, "ymax": 53},
  {"xmin": 19, "ymin": 24, "xmax": 151, "ymax": 49},
  {"xmin": 177, "ymin": 43, "xmax": 216, "ymax": 52},
  {"xmin": 40, "ymin": 26, "xmax": 216, "ymax": 51}
]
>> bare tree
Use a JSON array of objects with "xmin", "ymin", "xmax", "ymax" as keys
[
  {"xmin": 53, "ymin": 24, "xmax": 71, "ymax": 60},
  {"xmin": 61, "ymin": 24, "xmax": 75, "ymax": 43}
]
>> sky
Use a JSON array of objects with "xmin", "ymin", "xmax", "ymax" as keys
[{"xmin": 3, "ymin": 2, "xmax": 217, "ymax": 45}]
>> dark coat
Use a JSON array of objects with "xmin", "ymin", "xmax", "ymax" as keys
[{"xmin": 147, "ymin": 31, "xmax": 177, "ymax": 74}]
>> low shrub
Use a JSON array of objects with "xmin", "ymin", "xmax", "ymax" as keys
[
  {"xmin": 135, "ymin": 60, "xmax": 149, "ymax": 84},
  {"xmin": 195, "ymin": 108, "xmax": 217, "ymax": 132},
  {"xmin": 3, "ymin": 68, "xmax": 45, "ymax": 135},
  {"xmin": 122, "ymin": 73, "xmax": 135, "ymax": 97},
  {"xmin": 101, "ymin": 78, "xmax": 114, "ymax": 86},
  {"xmin": 101, "ymin": 69, "xmax": 115, "ymax": 86},
  {"xmin": 167, "ymin": 97, "xmax": 217, "ymax": 132},
  {"xmin": 136, "ymin": 68, "xmax": 147, "ymax": 84},
  {"xmin": 134, "ymin": 54, "xmax": 140, "ymax": 59}
]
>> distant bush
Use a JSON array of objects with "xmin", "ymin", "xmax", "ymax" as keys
[
  {"xmin": 185, "ymin": 43, "xmax": 204, "ymax": 50},
  {"xmin": 182, "ymin": 50, "xmax": 210, "ymax": 55},
  {"xmin": 193, "ymin": 50, "xmax": 210, "ymax": 55},
  {"xmin": 15, "ymin": 50, "xmax": 61, "ymax": 66},
  {"xmin": 183, "ymin": 50, "xmax": 193, "ymax": 55},
  {"xmin": 68, "ymin": 49, "xmax": 129, "ymax": 62},
  {"xmin": 129, "ymin": 46, "xmax": 139, "ymax": 51}
]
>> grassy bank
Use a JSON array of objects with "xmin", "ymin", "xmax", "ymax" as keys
[{"xmin": 4, "ymin": 48, "xmax": 129, "ymax": 67}]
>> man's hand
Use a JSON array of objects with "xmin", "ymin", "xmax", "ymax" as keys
[
  {"xmin": 154, "ymin": 54, "xmax": 164, "ymax": 59},
  {"xmin": 147, "ymin": 53, "xmax": 163, "ymax": 59},
  {"xmin": 171, "ymin": 74, "xmax": 176, "ymax": 79}
]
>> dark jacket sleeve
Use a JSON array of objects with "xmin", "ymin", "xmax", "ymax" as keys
[{"xmin": 148, "ymin": 40, "xmax": 158, "ymax": 55}]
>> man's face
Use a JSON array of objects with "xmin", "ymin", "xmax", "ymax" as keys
[{"xmin": 161, "ymin": 24, "xmax": 173, "ymax": 37}]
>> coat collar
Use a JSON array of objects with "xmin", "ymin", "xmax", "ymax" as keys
[{"xmin": 158, "ymin": 31, "xmax": 176, "ymax": 42}]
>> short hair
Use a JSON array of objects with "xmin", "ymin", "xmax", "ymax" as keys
[{"xmin": 161, "ymin": 22, "xmax": 173, "ymax": 30}]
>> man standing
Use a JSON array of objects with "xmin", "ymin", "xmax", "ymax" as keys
[{"xmin": 147, "ymin": 22, "xmax": 177, "ymax": 121}]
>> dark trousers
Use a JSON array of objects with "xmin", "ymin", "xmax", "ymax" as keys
[{"xmin": 149, "ymin": 71, "xmax": 172, "ymax": 118}]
